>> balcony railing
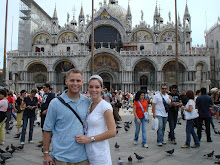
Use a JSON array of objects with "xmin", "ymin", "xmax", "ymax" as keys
[{"xmin": 7, "ymin": 51, "xmax": 90, "ymax": 57}]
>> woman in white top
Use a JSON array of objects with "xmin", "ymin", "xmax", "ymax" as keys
[
  {"xmin": 76, "ymin": 75, "xmax": 116, "ymax": 165},
  {"xmin": 181, "ymin": 90, "xmax": 200, "ymax": 148},
  {"xmin": 0, "ymin": 89, "xmax": 8, "ymax": 145}
]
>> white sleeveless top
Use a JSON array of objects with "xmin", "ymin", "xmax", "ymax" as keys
[{"xmin": 85, "ymin": 100, "xmax": 113, "ymax": 165}]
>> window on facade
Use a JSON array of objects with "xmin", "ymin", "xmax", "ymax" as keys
[
  {"xmin": 9, "ymin": 72, "xmax": 12, "ymax": 80},
  {"xmin": 67, "ymin": 47, "xmax": 70, "ymax": 52},
  {"xmin": 217, "ymin": 41, "xmax": 219, "ymax": 54},
  {"xmin": 168, "ymin": 45, "xmax": 172, "ymax": 50},
  {"xmin": 140, "ymin": 45, "xmax": 144, "ymax": 50},
  {"xmin": 41, "ymin": 47, "xmax": 44, "ymax": 52}
]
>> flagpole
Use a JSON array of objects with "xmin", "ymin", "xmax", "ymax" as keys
[
  {"xmin": 3, "ymin": 0, "xmax": 9, "ymax": 84},
  {"xmin": 91, "ymin": 0, "xmax": 94, "ymax": 75}
]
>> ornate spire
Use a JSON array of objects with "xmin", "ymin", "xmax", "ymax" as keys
[
  {"xmin": 79, "ymin": 4, "xmax": 84, "ymax": 17},
  {"xmin": 178, "ymin": 13, "xmax": 181, "ymax": 26},
  {"xmin": 52, "ymin": 4, "xmax": 58, "ymax": 20},
  {"xmin": 184, "ymin": 3, "xmax": 190, "ymax": 17},
  {"xmin": 154, "ymin": 2, "xmax": 159, "ymax": 17},
  {"xmin": 127, "ymin": 1, "xmax": 131, "ymax": 16}
]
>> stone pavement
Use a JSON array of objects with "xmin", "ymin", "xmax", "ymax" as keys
[{"xmin": 2, "ymin": 107, "xmax": 220, "ymax": 165}]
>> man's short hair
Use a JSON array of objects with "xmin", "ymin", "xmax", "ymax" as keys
[
  {"xmin": 44, "ymin": 83, "xmax": 50, "ymax": 88},
  {"xmin": 171, "ymin": 85, "xmax": 178, "ymax": 90},
  {"xmin": 161, "ymin": 84, "xmax": 167, "ymax": 88},
  {"xmin": 31, "ymin": 88, "xmax": 38, "ymax": 94},
  {"xmin": 200, "ymin": 87, "xmax": 207, "ymax": 94},
  {"xmin": 66, "ymin": 69, "xmax": 82, "ymax": 79}
]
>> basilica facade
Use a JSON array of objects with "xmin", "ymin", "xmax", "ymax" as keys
[{"xmin": 6, "ymin": 0, "xmax": 211, "ymax": 92}]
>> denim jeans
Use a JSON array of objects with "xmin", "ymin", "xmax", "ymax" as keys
[
  {"xmin": 134, "ymin": 118, "xmax": 147, "ymax": 145},
  {"xmin": 168, "ymin": 110, "xmax": 178, "ymax": 140},
  {"xmin": 185, "ymin": 119, "xmax": 200, "ymax": 146},
  {"xmin": 20, "ymin": 115, "xmax": 35, "ymax": 142},
  {"xmin": 210, "ymin": 116, "xmax": 215, "ymax": 129},
  {"xmin": 157, "ymin": 116, "xmax": 167, "ymax": 143}
]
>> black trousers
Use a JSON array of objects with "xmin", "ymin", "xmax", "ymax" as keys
[{"xmin": 197, "ymin": 117, "xmax": 211, "ymax": 141}]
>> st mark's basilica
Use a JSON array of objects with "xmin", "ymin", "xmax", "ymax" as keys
[{"xmin": 6, "ymin": 0, "xmax": 212, "ymax": 92}]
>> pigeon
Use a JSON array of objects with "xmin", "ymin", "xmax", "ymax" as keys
[
  {"xmin": 215, "ymin": 155, "xmax": 220, "ymax": 159},
  {"xmin": 0, "ymin": 154, "xmax": 11, "ymax": 161},
  {"xmin": 0, "ymin": 158, "xmax": 5, "ymax": 165},
  {"xmin": 116, "ymin": 125, "xmax": 122, "ymax": 129},
  {"xmin": 17, "ymin": 144, "xmax": 24, "ymax": 150},
  {"xmin": 5, "ymin": 146, "xmax": 9, "ymax": 152},
  {"xmin": 165, "ymin": 149, "xmax": 174, "ymax": 155},
  {"xmin": 7, "ymin": 149, "xmax": 15, "ymax": 155},
  {"xmin": 8, "ymin": 125, "xmax": 13, "ymax": 130},
  {"xmin": 134, "ymin": 153, "xmax": 144, "ymax": 161},
  {"xmin": 124, "ymin": 123, "xmax": 130, "ymax": 128},
  {"xmin": 36, "ymin": 143, "xmax": 43, "ymax": 148},
  {"xmin": 0, "ymin": 149, "xmax": 6, "ymax": 154},
  {"xmin": 11, "ymin": 144, "xmax": 19, "ymax": 151},
  {"xmin": 204, "ymin": 151, "xmax": 214, "ymax": 158},
  {"xmin": 124, "ymin": 126, "xmax": 129, "ymax": 133},
  {"xmin": 115, "ymin": 142, "xmax": 120, "ymax": 149},
  {"xmin": 118, "ymin": 157, "xmax": 124, "ymax": 165},
  {"xmin": 116, "ymin": 121, "xmax": 120, "ymax": 125},
  {"xmin": 36, "ymin": 121, "xmax": 41, "ymax": 126},
  {"xmin": 128, "ymin": 155, "xmax": 132, "ymax": 163},
  {"xmin": 214, "ymin": 162, "xmax": 220, "ymax": 164}
]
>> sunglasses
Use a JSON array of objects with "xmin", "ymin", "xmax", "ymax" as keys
[{"xmin": 161, "ymin": 88, "xmax": 167, "ymax": 90}]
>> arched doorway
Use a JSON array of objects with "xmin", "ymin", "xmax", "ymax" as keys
[
  {"xmin": 99, "ymin": 73, "xmax": 113, "ymax": 91},
  {"xmin": 162, "ymin": 61, "xmax": 186, "ymax": 88},
  {"xmin": 134, "ymin": 60, "xmax": 156, "ymax": 91},
  {"xmin": 54, "ymin": 61, "xmax": 75, "ymax": 91},
  {"xmin": 27, "ymin": 63, "xmax": 48, "ymax": 89}
]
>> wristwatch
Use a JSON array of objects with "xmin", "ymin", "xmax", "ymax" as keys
[
  {"xmin": 91, "ymin": 136, "xmax": 95, "ymax": 142},
  {"xmin": 43, "ymin": 151, "xmax": 49, "ymax": 154}
]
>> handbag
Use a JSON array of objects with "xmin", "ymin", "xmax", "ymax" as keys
[
  {"xmin": 184, "ymin": 108, "xmax": 199, "ymax": 120},
  {"xmin": 160, "ymin": 93, "xmax": 170, "ymax": 112},
  {"xmin": 151, "ymin": 118, "xmax": 159, "ymax": 131},
  {"xmin": 210, "ymin": 109, "xmax": 216, "ymax": 116},
  {"xmin": 138, "ymin": 101, "xmax": 149, "ymax": 121},
  {"xmin": 8, "ymin": 103, "xmax": 13, "ymax": 110},
  {"xmin": 115, "ymin": 100, "xmax": 122, "ymax": 108}
]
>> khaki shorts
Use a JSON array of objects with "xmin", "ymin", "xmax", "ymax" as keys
[{"xmin": 55, "ymin": 158, "xmax": 89, "ymax": 165}]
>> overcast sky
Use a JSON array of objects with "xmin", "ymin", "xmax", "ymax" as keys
[{"xmin": 0, "ymin": 0, "xmax": 220, "ymax": 68}]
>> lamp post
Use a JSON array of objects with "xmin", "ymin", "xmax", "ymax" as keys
[
  {"xmin": 3, "ymin": 0, "xmax": 9, "ymax": 84},
  {"xmin": 175, "ymin": 0, "xmax": 179, "ymax": 86},
  {"xmin": 91, "ymin": 0, "xmax": 94, "ymax": 75}
]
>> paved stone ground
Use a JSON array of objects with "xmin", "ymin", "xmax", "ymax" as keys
[{"xmin": 2, "ymin": 107, "xmax": 220, "ymax": 165}]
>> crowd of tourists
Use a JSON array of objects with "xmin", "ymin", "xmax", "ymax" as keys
[{"xmin": 0, "ymin": 69, "xmax": 220, "ymax": 165}]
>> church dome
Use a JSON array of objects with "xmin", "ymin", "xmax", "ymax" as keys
[
  {"xmin": 106, "ymin": 3, "xmax": 126, "ymax": 18},
  {"xmin": 70, "ymin": 17, "xmax": 77, "ymax": 26}
]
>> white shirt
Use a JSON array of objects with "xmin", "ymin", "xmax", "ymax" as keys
[
  {"xmin": 185, "ymin": 99, "xmax": 195, "ymax": 110},
  {"xmin": 152, "ymin": 93, "xmax": 171, "ymax": 117},
  {"xmin": 86, "ymin": 100, "xmax": 113, "ymax": 165}
]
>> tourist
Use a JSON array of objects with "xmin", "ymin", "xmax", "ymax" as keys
[
  {"xmin": 20, "ymin": 89, "xmax": 38, "ymax": 144},
  {"xmin": 133, "ymin": 90, "xmax": 149, "ymax": 148},
  {"xmin": 0, "ymin": 89, "xmax": 8, "ymax": 145},
  {"xmin": 43, "ymin": 69, "xmax": 90, "ymax": 165},
  {"xmin": 181, "ymin": 90, "xmax": 200, "ymax": 148},
  {"xmin": 152, "ymin": 84, "xmax": 172, "ymax": 146},
  {"xmin": 75, "ymin": 75, "xmax": 116, "ymax": 165}
]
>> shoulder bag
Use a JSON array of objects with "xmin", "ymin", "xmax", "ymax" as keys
[
  {"xmin": 160, "ymin": 93, "xmax": 170, "ymax": 112},
  {"xmin": 184, "ymin": 101, "xmax": 199, "ymax": 120},
  {"xmin": 57, "ymin": 97, "xmax": 83, "ymax": 126},
  {"xmin": 138, "ymin": 101, "xmax": 149, "ymax": 121}
]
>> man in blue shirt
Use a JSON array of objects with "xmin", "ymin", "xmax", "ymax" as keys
[
  {"xmin": 43, "ymin": 69, "xmax": 90, "ymax": 165},
  {"xmin": 196, "ymin": 87, "xmax": 218, "ymax": 142}
]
